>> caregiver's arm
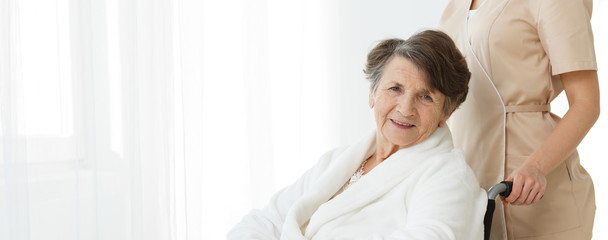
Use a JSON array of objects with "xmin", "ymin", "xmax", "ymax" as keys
[
  {"xmin": 227, "ymin": 149, "xmax": 338, "ymax": 240},
  {"xmin": 388, "ymin": 151, "xmax": 487, "ymax": 240},
  {"xmin": 506, "ymin": 70, "xmax": 600, "ymax": 205}
]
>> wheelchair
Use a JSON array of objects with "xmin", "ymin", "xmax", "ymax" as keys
[{"xmin": 484, "ymin": 181, "xmax": 513, "ymax": 240}]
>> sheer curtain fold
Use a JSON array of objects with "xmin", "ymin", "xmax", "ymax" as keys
[
  {"xmin": 1, "ymin": 0, "xmax": 30, "ymax": 239},
  {"xmin": 174, "ymin": 0, "xmax": 203, "ymax": 238},
  {"xmin": 114, "ymin": 0, "xmax": 177, "ymax": 239}
]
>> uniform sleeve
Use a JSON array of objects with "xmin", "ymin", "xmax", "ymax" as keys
[
  {"xmin": 538, "ymin": 0, "xmax": 597, "ymax": 75},
  {"xmin": 226, "ymin": 148, "xmax": 339, "ymax": 240}
]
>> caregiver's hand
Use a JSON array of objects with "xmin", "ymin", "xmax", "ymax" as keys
[{"xmin": 504, "ymin": 162, "xmax": 547, "ymax": 206}]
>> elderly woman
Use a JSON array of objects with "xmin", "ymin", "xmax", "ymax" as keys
[{"xmin": 228, "ymin": 30, "xmax": 486, "ymax": 239}]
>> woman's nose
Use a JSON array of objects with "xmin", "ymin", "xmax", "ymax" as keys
[{"xmin": 397, "ymin": 95, "xmax": 416, "ymax": 116}]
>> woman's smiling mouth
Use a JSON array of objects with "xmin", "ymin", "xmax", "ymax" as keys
[{"xmin": 391, "ymin": 119, "xmax": 415, "ymax": 128}]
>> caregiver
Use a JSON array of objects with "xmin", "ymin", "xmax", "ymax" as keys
[
  {"xmin": 439, "ymin": 0, "xmax": 600, "ymax": 239},
  {"xmin": 228, "ymin": 30, "xmax": 486, "ymax": 239}
]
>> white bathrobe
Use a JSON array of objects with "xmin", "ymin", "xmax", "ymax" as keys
[{"xmin": 228, "ymin": 127, "xmax": 487, "ymax": 240}]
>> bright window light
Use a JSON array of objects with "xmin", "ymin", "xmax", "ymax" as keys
[{"xmin": 20, "ymin": 0, "xmax": 72, "ymax": 137}]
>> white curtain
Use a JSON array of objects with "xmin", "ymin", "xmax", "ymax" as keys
[
  {"xmin": 2, "ymin": 0, "xmax": 181, "ymax": 239},
  {"xmin": 1, "ymin": 0, "xmax": 606, "ymax": 239},
  {"xmin": 1, "ymin": 0, "xmax": 345, "ymax": 239}
]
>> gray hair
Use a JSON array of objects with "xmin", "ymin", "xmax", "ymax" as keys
[{"xmin": 363, "ymin": 30, "xmax": 471, "ymax": 115}]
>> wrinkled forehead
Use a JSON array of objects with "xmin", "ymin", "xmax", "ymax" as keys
[{"xmin": 380, "ymin": 56, "xmax": 435, "ymax": 90}]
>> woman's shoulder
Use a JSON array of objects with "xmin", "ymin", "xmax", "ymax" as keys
[
  {"xmin": 308, "ymin": 145, "xmax": 351, "ymax": 172},
  {"xmin": 409, "ymin": 148, "xmax": 485, "ymax": 203},
  {"xmin": 316, "ymin": 130, "xmax": 376, "ymax": 168},
  {"xmin": 315, "ymin": 146, "xmax": 349, "ymax": 165},
  {"xmin": 425, "ymin": 148, "xmax": 478, "ymax": 180}
]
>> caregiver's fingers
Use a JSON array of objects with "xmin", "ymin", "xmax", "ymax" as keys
[
  {"xmin": 504, "ymin": 174, "xmax": 525, "ymax": 204},
  {"xmin": 504, "ymin": 174, "xmax": 546, "ymax": 205}
]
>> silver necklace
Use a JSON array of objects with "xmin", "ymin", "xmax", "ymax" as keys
[{"xmin": 345, "ymin": 159, "xmax": 368, "ymax": 189}]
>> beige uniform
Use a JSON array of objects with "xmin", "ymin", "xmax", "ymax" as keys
[{"xmin": 439, "ymin": 0, "xmax": 597, "ymax": 239}]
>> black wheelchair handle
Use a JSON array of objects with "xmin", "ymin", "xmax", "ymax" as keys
[
  {"xmin": 499, "ymin": 181, "xmax": 513, "ymax": 197},
  {"xmin": 487, "ymin": 181, "xmax": 513, "ymax": 200}
]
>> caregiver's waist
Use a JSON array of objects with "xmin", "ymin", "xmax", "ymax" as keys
[{"xmin": 505, "ymin": 103, "xmax": 550, "ymax": 113}]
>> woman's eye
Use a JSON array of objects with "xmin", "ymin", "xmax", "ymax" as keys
[
  {"xmin": 421, "ymin": 94, "xmax": 433, "ymax": 101},
  {"xmin": 390, "ymin": 87, "xmax": 400, "ymax": 92}
]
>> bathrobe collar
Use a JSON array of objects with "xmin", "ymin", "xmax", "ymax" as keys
[{"xmin": 281, "ymin": 126, "xmax": 454, "ymax": 239}]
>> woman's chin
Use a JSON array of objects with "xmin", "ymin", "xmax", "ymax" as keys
[{"xmin": 382, "ymin": 134, "xmax": 416, "ymax": 148}]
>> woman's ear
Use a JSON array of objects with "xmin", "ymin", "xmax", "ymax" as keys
[
  {"xmin": 438, "ymin": 111, "xmax": 451, "ymax": 128},
  {"xmin": 438, "ymin": 106, "xmax": 455, "ymax": 127},
  {"xmin": 368, "ymin": 92, "xmax": 375, "ymax": 108}
]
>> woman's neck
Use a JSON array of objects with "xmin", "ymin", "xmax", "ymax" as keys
[
  {"xmin": 371, "ymin": 136, "xmax": 400, "ymax": 165},
  {"xmin": 363, "ymin": 143, "xmax": 398, "ymax": 175}
]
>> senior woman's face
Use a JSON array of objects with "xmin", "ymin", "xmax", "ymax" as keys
[{"xmin": 369, "ymin": 56, "xmax": 448, "ymax": 148}]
